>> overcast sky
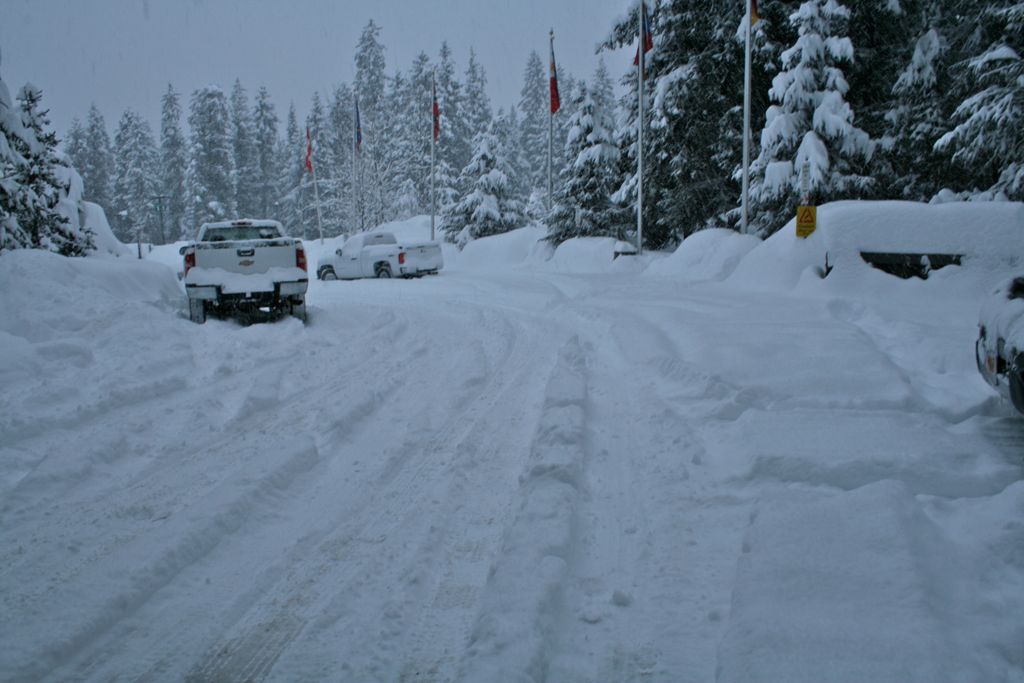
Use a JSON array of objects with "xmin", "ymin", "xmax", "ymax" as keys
[{"xmin": 1, "ymin": 0, "xmax": 634, "ymax": 138}]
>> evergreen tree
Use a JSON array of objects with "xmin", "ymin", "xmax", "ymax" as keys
[
  {"xmin": 300, "ymin": 91, "xmax": 326, "ymax": 239},
  {"xmin": 407, "ymin": 51, "xmax": 434, "ymax": 210},
  {"xmin": 936, "ymin": 1, "xmax": 1024, "ymax": 199},
  {"xmin": 354, "ymin": 20, "xmax": 389, "ymax": 227},
  {"xmin": 548, "ymin": 84, "xmax": 622, "ymax": 245},
  {"xmin": 79, "ymin": 104, "xmax": 114, "ymax": 216},
  {"xmin": 323, "ymin": 83, "xmax": 354, "ymax": 234},
  {"xmin": 276, "ymin": 103, "xmax": 304, "ymax": 236},
  {"xmin": 0, "ymin": 57, "xmax": 31, "ymax": 250},
  {"xmin": 463, "ymin": 48, "xmax": 493, "ymax": 143},
  {"xmin": 517, "ymin": 51, "xmax": 548, "ymax": 192},
  {"xmin": 251, "ymin": 86, "xmax": 279, "ymax": 220},
  {"xmin": 112, "ymin": 108, "xmax": 158, "ymax": 243},
  {"xmin": 64, "ymin": 117, "xmax": 87, "ymax": 172},
  {"xmin": 184, "ymin": 86, "xmax": 235, "ymax": 230},
  {"xmin": 494, "ymin": 106, "xmax": 528, "ymax": 207},
  {"xmin": 159, "ymin": 84, "xmax": 188, "ymax": 241},
  {"xmin": 436, "ymin": 42, "xmax": 472, "ymax": 190},
  {"xmin": 443, "ymin": 123, "xmax": 523, "ymax": 245},
  {"xmin": 230, "ymin": 79, "xmax": 259, "ymax": 217},
  {"xmin": 15, "ymin": 84, "xmax": 89, "ymax": 254},
  {"xmin": 749, "ymin": 0, "xmax": 874, "ymax": 235}
]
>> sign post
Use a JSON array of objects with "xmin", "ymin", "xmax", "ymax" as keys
[{"xmin": 796, "ymin": 159, "xmax": 816, "ymax": 238}]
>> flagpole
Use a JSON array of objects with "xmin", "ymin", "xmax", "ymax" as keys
[
  {"xmin": 312, "ymin": 158, "xmax": 324, "ymax": 244},
  {"xmin": 430, "ymin": 69, "xmax": 437, "ymax": 242},
  {"xmin": 636, "ymin": 3, "xmax": 645, "ymax": 255},
  {"xmin": 742, "ymin": 0, "xmax": 753, "ymax": 235},
  {"xmin": 548, "ymin": 29, "xmax": 555, "ymax": 214}
]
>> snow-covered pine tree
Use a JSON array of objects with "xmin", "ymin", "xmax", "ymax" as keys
[
  {"xmin": 184, "ymin": 86, "xmax": 235, "ymax": 232},
  {"xmin": 463, "ymin": 48, "xmax": 493, "ymax": 144},
  {"xmin": 749, "ymin": 0, "xmax": 874, "ymax": 235},
  {"xmin": 251, "ymin": 86, "xmax": 279, "ymax": 220},
  {"xmin": 322, "ymin": 83, "xmax": 353, "ymax": 235},
  {"xmin": 406, "ymin": 51, "xmax": 434, "ymax": 210},
  {"xmin": 230, "ymin": 79, "xmax": 259, "ymax": 218},
  {"xmin": 443, "ymin": 123, "xmax": 523, "ymax": 245},
  {"xmin": 159, "ymin": 84, "xmax": 188, "ymax": 241},
  {"xmin": 935, "ymin": 1, "xmax": 1024, "ymax": 199},
  {"xmin": 547, "ymin": 83, "xmax": 622, "ymax": 245},
  {"xmin": 517, "ymin": 51, "xmax": 548, "ymax": 193},
  {"xmin": 276, "ymin": 103, "xmax": 304, "ymax": 236},
  {"xmin": 354, "ymin": 20, "xmax": 389, "ymax": 228},
  {"xmin": 494, "ymin": 106, "xmax": 529, "ymax": 210},
  {"xmin": 64, "ymin": 117, "xmax": 86, "ymax": 172},
  {"xmin": 380, "ymin": 70, "xmax": 419, "ymax": 220},
  {"xmin": 0, "ymin": 53, "xmax": 31, "ymax": 250},
  {"xmin": 14, "ymin": 84, "xmax": 90, "ymax": 254},
  {"xmin": 436, "ymin": 42, "xmax": 473, "ymax": 192},
  {"xmin": 79, "ymin": 104, "xmax": 115, "ymax": 218},
  {"xmin": 112, "ymin": 108, "xmax": 159, "ymax": 243}
]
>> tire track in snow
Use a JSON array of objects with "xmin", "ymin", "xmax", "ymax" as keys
[{"xmin": 456, "ymin": 335, "xmax": 589, "ymax": 683}]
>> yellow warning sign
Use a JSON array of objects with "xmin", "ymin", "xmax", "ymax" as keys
[{"xmin": 796, "ymin": 205, "xmax": 817, "ymax": 238}]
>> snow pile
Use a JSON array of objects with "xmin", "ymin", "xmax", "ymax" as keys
[
  {"xmin": 646, "ymin": 228, "xmax": 761, "ymax": 281},
  {"xmin": 453, "ymin": 225, "xmax": 549, "ymax": 271},
  {"xmin": 980, "ymin": 277, "xmax": 1024, "ymax": 350},
  {"xmin": 81, "ymin": 201, "xmax": 132, "ymax": 258},
  {"xmin": 544, "ymin": 236, "xmax": 652, "ymax": 274}
]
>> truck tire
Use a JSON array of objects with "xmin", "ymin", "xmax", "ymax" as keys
[
  {"xmin": 188, "ymin": 298, "xmax": 207, "ymax": 324},
  {"xmin": 375, "ymin": 263, "xmax": 392, "ymax": 279},
  {"xmin": 1009, "ymin": 351, "xmax": 1024, "ymax": 415},
  {"xmin": 319, "ymin": 266, "xmax": 337, "ymax": 281},
  {"xmin": 290, "ymin": 298, "xmax": 307, "ymax": 324}
]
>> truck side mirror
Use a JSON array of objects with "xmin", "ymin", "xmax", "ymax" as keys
[
  {"xmin": 336, "ymin": 248, "xmax": 344, "ymax": 256},
  {"xmin": 179, "ymin": 246, "xmax": 188, "ymax": 255}
]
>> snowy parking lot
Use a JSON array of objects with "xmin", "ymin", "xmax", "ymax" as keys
[{"xmin": 2, "ymin": 219, "xmax": 1023, "ymax": 682}]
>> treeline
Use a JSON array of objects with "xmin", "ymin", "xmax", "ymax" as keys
[
  {"xmin": 606, "ymin": 0, "xmax": 1022, "ymax": 248},
  {"xmin": 9, "ymin": 1, "xmax": 1023, "ymax": 258},
  {"xmin": 61, "ymin": 20, "xmax": 618, "ymax": 246}
]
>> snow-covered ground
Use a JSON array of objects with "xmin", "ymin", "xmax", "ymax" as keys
[{"xmin": 2, "ymin": 206, "xmax": 1023, "ymax": 682}]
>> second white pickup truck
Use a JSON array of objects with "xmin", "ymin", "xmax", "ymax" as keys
[{"xmin": 316, "ymin": 231, "xmax": 443, "ymax": 280}]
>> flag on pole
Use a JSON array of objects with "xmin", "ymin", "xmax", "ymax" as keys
[
  {"xmin": 549, "ymin": 35, "xmax": 561, "ymax": 114},
  {"xmin": 432, "ymin": 77, "xmax": 440, "ymax": 140},
  {"xmin": 354, "ymin": 98, "xmax": 362, "ymax": 154},
  {"xmin": 751, "ymin": 0, "xmax": 760, "ymax": 24},
  {"xmin": 305, "ymin": 127, "xmax": 314, "ymax": 173},
  {"xmin": 633, "ymin": 2, "xmax": 653, "ymax": 66}
]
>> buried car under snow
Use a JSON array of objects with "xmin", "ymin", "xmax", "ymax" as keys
[
  {"xmin": 976, "ymin": 276, "xmax": 1024, "ymax": 415},
  {"xmin": 316, "ymin": 231, "xmax": 443, "ymax": 280}
]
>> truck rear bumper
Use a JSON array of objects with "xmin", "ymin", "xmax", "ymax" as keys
[{"xmin": 187, "ymin": 279, "xmax": 308, "ymax": 306}]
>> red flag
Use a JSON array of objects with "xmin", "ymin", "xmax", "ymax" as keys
[
  {"xmin": 633, "ymin": 2, "xmax": 653, "ymax": 66},
  {"xmin": 751, "ymin": 0, "xmax": 760, "ymax": 24},
  {"xmin": 305, "ymin": 127, "xmax": 314, "ymax": 173},
  {"xmin": 549, "ymin": 35, "xmax": 561, "ymax": 114},
  {"xmin": 432, "ymin": 78, "xmax": 440, "ymax": 140}
]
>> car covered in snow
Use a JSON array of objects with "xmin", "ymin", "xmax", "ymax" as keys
[
  {"xmin": 976, "ymin": 276, "xmax": 1024, "ymax": 414},
  {"xmin": 316, "ymin": 231, "xmax": 443, "ymax": 280}
]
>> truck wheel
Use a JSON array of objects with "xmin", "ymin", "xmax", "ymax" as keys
[
  {"xmin": 319, "ymin": 267, "xmax": 336, "ymax": 281},
  {"xmin": 290, "ymin": 299, "xmax": 307, "ymax": 323},
  {"xmin": 376, "ymin": 264, "xmax": 392, "ymax": 279},
  {"xmin": 1009, "ymin": 352, "xmax": 1024, "ymax": 415},
  {"xmin": 188, "ymin": 298, "xmax": 207, "ymax": 324}
]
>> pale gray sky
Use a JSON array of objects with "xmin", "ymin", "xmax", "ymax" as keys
[{"xmin": 1, "ymin": 0, "xmax": 634, "ymax": 137}]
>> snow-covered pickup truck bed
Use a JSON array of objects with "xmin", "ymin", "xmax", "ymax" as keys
[
  {"xmin": 316, "ymin": 231, "xmax": 443, "ymax": 280},
  {"xmin": 182, "ymin": 219, "xmax": 308, "ymax": 323},
  {"xmin": 976, "ymin": 276, "xmax": 1024, "ymax": 414}
]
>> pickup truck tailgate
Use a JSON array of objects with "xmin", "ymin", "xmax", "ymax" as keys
[
  {"xmin": 194, "ymin": 240, "xmax": 297, "ymax": 274},
  {"xmin": 404, "ymin": 242, "xmax": 443, "ymax": 271}
]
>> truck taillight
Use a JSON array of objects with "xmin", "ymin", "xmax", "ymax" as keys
[
  {"xmin": 398, "ymin": 251, "xmax": 406, "ymax": 265},
  {"xmin": 184, "ymin": 250, "xmax": 195, "ymax": 274},
  {"xmin": 296, "ymin": 246, "xmax": 307, "ymax": 271}
]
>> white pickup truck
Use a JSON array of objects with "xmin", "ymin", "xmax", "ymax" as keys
[
  {"xmin": 181, "ymin": 219, "xmax": 308, "ymax": 324},
  {"xmin": 316, "ymin": 231, "xmax": 443, "ymax": 280}
]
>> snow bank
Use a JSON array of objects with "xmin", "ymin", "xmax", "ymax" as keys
[
  {"xmin": 645, "ymin": 228, "xmax": 761, "ymax": 281},
  {"xmin": 82, "ymin": 201, "xmax": 132, "ymax": 258},
  {"xmin": 453, "ymin": 225, "xmax": 550, "ymax": 271},
  {"xmin": 544, "ymin": 236, "xmax": 653, "ymax": 274}
]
